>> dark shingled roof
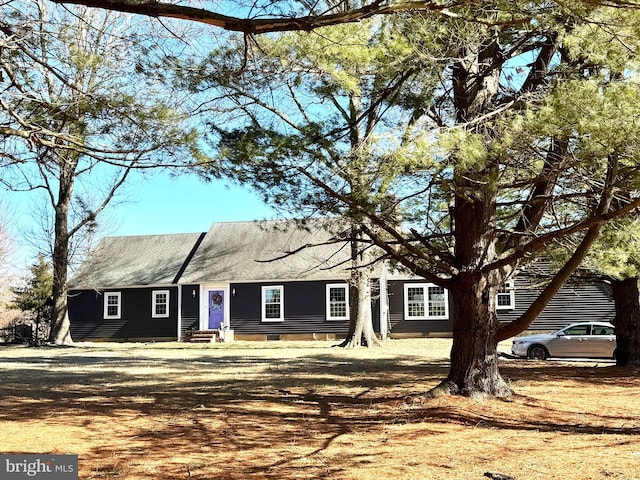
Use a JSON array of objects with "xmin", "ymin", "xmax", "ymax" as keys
[
  {"xmin": 68, "ymin": 232, "xmax": 204, "ymax": 289},
  {"xmin": 69, "ymin": 220, "xmax": 352, "ymax": 289},
  {"xmin": 179, "ymin": 220, "xmax": 351, "ymax": 283}
]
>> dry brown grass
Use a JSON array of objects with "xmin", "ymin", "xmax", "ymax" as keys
[{"xmin": 1, "ymin": 339, "xmax": 639, "ymax": 480}]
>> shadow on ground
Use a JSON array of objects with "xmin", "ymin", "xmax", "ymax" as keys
[{"xmin": 1, "ymin": 344, "xmax": 639, "ymax": 479}]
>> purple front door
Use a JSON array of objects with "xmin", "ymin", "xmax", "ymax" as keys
[{"xmin": 208, "ymin": 290, "xmax": 224, "ymax": 329}]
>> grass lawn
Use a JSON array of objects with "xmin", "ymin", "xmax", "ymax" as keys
[{"xmin": 0, "ymin": 338, "xmax": 639, "ymax": 480}]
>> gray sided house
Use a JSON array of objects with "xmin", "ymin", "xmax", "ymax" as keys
[{"xmin": 68, "ymin": 220, "xmax": 616, "ymax": 342}]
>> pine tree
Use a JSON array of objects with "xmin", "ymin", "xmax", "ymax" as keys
[
  {"xmin": 42, "ymin": 0, "xmax": 640, "ymax": 395},
  {"xmin": 195, "ymin": 6, "xmax": 640, "ymax": 397},
  {"xmin": 12, "ymin": 255, "xmax": 53, "ymax": 326}
]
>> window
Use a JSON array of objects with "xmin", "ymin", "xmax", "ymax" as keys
[
  {"xmin": 262, "ymin": 286, "xmax": 284, "ymax": 322},
  {"xmin": 152, "ymin": 290, "xmax": 170, "ymax": 318},
  {"xmin": 496, "ymin": 280, "xmax": 515, "ymax": 310},
  {"xmin": 404, "ymin": 283, "xmax": 449, "ymax": 320},
  {"xmin": 594, "ymin": 325, "xmax": 615, "ymax": 336},
  {"xmin": 564, "ymin": 324, "xmax": 591, "ymax": 336},
  {"xmin": 104, "ymin": 292, "xmax": 121, "ymax": 319},
  {"xmin": 326, "ymin": 284, "xmax": 349, "ymax": 320}
]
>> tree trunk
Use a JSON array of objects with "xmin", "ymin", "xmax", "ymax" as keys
[
  {"xmin": 50, "ymin": 291, "xmax": 72, "ymax": 345},
  {"xmin": 610, "ymin": 277, "xmax": 640, "ymax": 367},
  {"xmin": 338, "ymin": 229, "xmax": 381, "ymax": 348},
  {"xmin": 48, "ymin": 160, "xmax": 74, "ymax": 345},
  {"xmin": 340, "ymin": 266, "xmax": 380, "ymax": 348},
  {"xmin": 427, "ymin": 186, "xmax": 513, "ymax": 397},
  {"xmin": 429, "ymin": 272, "xmax": 512, "ymax": 399},
  {"xmin": 435, "ymin": 36, "xmax": 511, "ymax": 397}
]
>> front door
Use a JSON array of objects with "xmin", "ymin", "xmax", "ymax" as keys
[{"xmin": 208, "ymin": 290, "xmax": 225, "ymax": 329}]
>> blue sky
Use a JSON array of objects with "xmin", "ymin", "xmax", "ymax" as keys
[
  {"xmin": 105, "ymin": 170, "xmax": 279, "ymax": 236},
  {"xmin": 2, "ymin": 170, "xmax": 279, "ymax": 272}
]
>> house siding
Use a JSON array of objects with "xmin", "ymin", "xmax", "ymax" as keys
[
  {"xmin": 180, "ymin": 284, "xmax": 200, "ymax": 337},
  {"xmin": 496, "ymin": 276, "xmax": 614, "ymax": 331},
  {"xmin": 229, "ymin": 281, "xmax": 351, "ymax": 337},
  {"xmin": 69, "ymin": 287, "xmax": 179, "ymax": 340},
  {"xmin": 384, "ymin": 276, "xmax": 615, "ymax": 338},
  {"xmin": 69, "ymin": 274, "xmax": 615, "ymax": 341},
  {"xmin": 69, "ymin": 290, "xmax": 106, "ymax": 339}
]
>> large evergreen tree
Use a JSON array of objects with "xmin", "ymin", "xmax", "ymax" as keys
[
  {"xmin": 186, "ymin": 21, "xmax": 431, "ymax": 347},
  {"xmin": 196, "ymin": 6, "xmax": 640, "ymax": 397}
]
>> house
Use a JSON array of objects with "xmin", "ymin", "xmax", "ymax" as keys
[
  {"xmin": 68, "ymin": 220, "xmax": 616, "ymax": 342},
  {"xmin": 69, "ymin": 220, "xmax": 360, "ymax": 341},
  {"xmin": 68, "ymin": 231, "xmax": 205, "ymax": 340}
]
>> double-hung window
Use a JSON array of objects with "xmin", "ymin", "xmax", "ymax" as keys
[
  {"xmin": 262, "ymin": 286, "xmax": 284, "ymax": 322},
  {"xmin": 104, "ymin": 292, "xmax": 122, "ymax": 319},
  {"xmin": 404, "ymin": 283, "xmax": 449, "ymax": 320},
  {"xmin": 496, "ymin": 280, "xmax": 515, "ymax": 310},
  {"xmin": 326, "ymin": 283, "xmax": 349, "ymax": 321},
  {"xmin": 152, "ymin": 290, "xmax": 170, "ymax": 318}
]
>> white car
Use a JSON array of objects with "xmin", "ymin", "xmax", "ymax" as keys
[{"xmin": 511, "ymin": 322, "xmax": 616, "ymax": 360}]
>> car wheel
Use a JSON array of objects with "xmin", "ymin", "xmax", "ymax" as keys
[{"xmin": 527, "ymin": 344, "xmax": 549, "ymax": 360}]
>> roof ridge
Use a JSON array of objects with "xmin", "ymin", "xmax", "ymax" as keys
[{"xmin": 101, "ymin": 231, "xmax": 206, "ymax": 240}]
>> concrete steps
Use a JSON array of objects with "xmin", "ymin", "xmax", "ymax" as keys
[{"xmin": 187, "ymin": 329, "xmax": 219, "ymax": 343}]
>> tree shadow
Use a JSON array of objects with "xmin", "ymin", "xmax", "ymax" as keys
[
  {"xmin": 1, "ymin": 345, "xmax": 639, "ymax": 479},
  {"xmin": 500, "ymin": 360, "xmax": 640, "ymax": 387}
]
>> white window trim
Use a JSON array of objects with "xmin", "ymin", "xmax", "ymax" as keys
[
  {"xmin": 104, "ymin": 292, "xmax": 122, "ymax": 320},
  {"xmin": 404, "ymin": 283, "xmax": 449, "ymax": 320},
  {"xmin": 152, "ymin": 290, "xmax": 170, "ymax": 318},
  {"xmin": 496, "ymin": 280, "xmax": 516, "ymax": 310},
  {"xmin": 326, "ymin": 283, "xmax": 350, "ymax": 321},
  {"xmin": 261, "ymin": 285, "xmax": 284, "ymax": 322}
]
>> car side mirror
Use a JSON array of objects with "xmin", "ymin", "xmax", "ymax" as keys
[{"xmin": 556, "ymin": 331, "xmax": 565, "ymax": 337}]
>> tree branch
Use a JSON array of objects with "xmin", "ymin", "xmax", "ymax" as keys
[
  {"xmin": 497, "ymin": 152, "xmax": 623, "ymax": 340},
  {"xmin": 48, "ymin": 1, "xmax": 464, "ymax": 34}
]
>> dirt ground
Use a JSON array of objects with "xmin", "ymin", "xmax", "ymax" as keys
[{"xmin": 0, "ymin": 338, "xmax": 639, "ymax": 480}]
